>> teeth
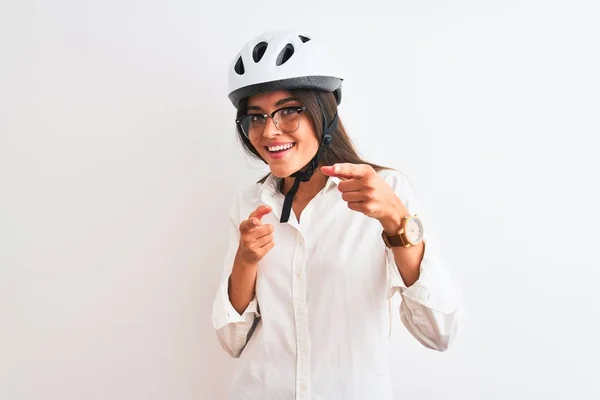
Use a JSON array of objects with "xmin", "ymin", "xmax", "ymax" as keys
[{"xmin": 268, "ymin": 143, "xmax": 294, "ymax": 152}]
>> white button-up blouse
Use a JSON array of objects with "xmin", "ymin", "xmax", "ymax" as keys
[{"xmin": 212, "ymin": 169, "xmax": 463, "ymax": 399}]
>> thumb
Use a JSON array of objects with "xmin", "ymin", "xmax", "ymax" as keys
[{"xmin": 248, "ymin": 205, "xmax": 272, "ymax": 226}]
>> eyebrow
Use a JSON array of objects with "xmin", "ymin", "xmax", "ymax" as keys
[{"xmin": 247, "ymin": 97, "xmax": 300, "ymax": 112}]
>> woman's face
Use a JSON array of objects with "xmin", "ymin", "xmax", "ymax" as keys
[{"xmin": 245, "ymin": 90, "xmax": 319, "ymax": 178}]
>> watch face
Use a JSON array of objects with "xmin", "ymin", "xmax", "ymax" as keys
[{"xmin": 405, "ymin": 217, "xmax": 424, "ymax": 244}]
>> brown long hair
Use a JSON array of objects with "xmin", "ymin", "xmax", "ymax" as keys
[{"xmin": 235, "ymin": 90, "xmax": 388, "ymax": 183}]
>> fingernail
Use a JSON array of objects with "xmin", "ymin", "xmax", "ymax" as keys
[{"xmin": 333, "ymin": 165, "xmax": 338, "ymax": 173}]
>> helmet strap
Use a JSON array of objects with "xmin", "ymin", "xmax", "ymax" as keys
[{"xmin": 280, "ymin": 98, "xmax": 339, "ymax": 223}]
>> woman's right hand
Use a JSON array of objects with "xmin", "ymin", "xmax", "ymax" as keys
[{"xmin": 236, "ymin": 205, "xmax": 274, "ymax": 267}]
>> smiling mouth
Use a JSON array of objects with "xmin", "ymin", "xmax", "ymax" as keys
[{"xmin": 265, "ymin": 143, "xmax": 295, "ymax": 153}]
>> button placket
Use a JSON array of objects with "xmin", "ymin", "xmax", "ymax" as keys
[{"xmin": 292, "ymin": 230, "xmax": 311, "ymax": 399}]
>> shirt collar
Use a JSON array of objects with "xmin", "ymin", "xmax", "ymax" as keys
[
  {"xmin": 257, "ymin": 174, "xmax": 341, "ymax": 203},
  {"xmin": 257, "ymin": 174, "xmax": 281, "ymax": 203}
]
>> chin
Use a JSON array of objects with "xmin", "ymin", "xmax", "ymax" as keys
[
  {"xmin": 268, "ymin": 166, "xmax": 292, "ymax": 179},
  {"xmin": 268, "ymin": 163, "xmax": 301, "ymax": 179}
]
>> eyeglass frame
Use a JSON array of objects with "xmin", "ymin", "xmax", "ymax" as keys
[{"xmin": 235, "ymin": 105, "xmax": 308, "ymax": 139}]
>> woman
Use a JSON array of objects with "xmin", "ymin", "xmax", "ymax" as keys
[{"xmin": 212, "ymin": 30, "xmax": 463, "ymax": 400}]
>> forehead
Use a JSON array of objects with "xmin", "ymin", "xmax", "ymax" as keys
[{"xmin": 247, "ymin": 90, "xmax": 295, "ymax": 109}]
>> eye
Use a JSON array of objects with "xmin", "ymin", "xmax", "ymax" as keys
[
  {"xmin": 250, "ymin": 114, "xmax": 265, "ymax": 123},
  {"xmin": 280, "ymin": 107, "xmax": 298, "ymax": 116}
]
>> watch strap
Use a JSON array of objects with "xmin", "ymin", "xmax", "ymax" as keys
[{"xmin": 381, "ymin": 229, "xmax": 410, "ymax": 248}]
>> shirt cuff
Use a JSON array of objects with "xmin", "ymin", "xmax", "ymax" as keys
[
  {"xmin": 385, "ymin": 240, "xmax": 428, "ymax": 298},
  {"xmin": 385, "ymin": 240, "xmax": 458, "ymax": 314},
  {"xmin": 212, "ymin": 277, "xmax": 260, "ymax": 330}
]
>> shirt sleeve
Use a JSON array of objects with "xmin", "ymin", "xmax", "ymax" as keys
[
  {"xmin": 382, "ymin": 170, "xmax": 465, "ymax": 351},
  {"xmin": 211, "ymin": 194, "xmax": 261, "ymax": 358}
]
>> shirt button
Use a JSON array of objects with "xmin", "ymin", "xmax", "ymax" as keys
[{"xmin": 296, "ymin": 270, "xmax": 302, "ymax": 277}]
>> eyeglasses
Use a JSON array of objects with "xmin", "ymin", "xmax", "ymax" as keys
[{"xmin": 236, "ymin": 106, "xmax": 307, "ymax": 139}]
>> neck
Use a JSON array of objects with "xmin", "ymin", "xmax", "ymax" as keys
[{"xmin": 281, "ymin": 166, "xmax": 328, "ymax": 202}]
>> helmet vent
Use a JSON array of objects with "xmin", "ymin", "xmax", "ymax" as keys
[
  {"xmin": 276, "ymin": 44, "xmax": 295, "ymax": 66},
  {"xmin": 299, "ymin": 35, "xmax": 311, "ymax": 43},
  {"xmin": 252, "ymin": 42, "xmax": 268, "ymax": 63},
  {"xmin": 234, "ymin": 56, "xmax": 245, "ymax": 75}
]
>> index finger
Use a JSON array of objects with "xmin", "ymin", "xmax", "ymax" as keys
[
  {"xmin": 249, "ymin": 205, "xmax": 272, "ymax": 221},
  {"xmin": 321, "ymin": 163, "xmax": 371, "ymax": 179}
]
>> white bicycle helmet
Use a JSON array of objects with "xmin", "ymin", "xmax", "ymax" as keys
[{"xmin": 227, "ymin": 30, "xmax": 344, "ymax": 109}]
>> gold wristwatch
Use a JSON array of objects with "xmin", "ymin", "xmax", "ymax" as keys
[{"xmin": 381, "ymin": 215, "xmax": 424, "ymax": 248}]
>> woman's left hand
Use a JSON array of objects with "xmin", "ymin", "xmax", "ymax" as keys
[{"xmin": 321, "ymin": 163, "xmax": 408, "ymax": 234}]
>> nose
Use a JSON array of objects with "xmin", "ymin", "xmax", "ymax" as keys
[{"xmin": 262, "ymin": 116, "xmax": 281, "ymax": 139}]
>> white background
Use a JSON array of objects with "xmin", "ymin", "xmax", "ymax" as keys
[{"xmin": 1, "ymin": 0, "xmax": 599, "ymax": 399}]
